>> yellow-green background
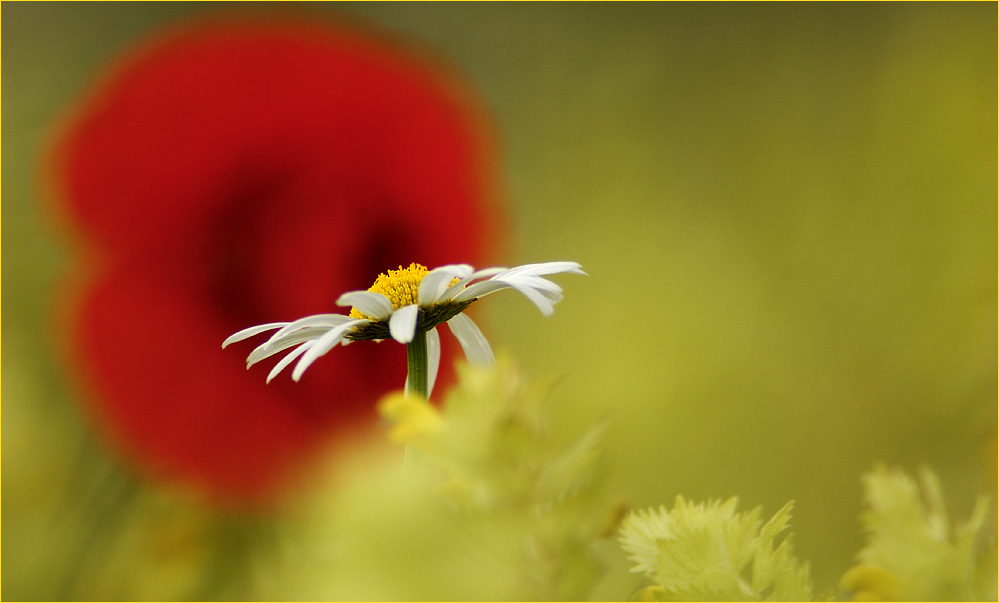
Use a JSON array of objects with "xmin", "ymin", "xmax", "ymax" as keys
[{"xmin": 3, "ymin": 2, "xmax": 996, "ymax": 599}]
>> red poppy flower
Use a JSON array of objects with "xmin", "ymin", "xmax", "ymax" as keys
[{"xmin": 52, "ymin": 17, "xmax": 502, "ymax": 507}]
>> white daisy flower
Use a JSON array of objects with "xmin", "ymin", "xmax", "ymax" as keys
[{"xmin": 223, "ymin": 261, "xmax": 584, "ymax": 398}]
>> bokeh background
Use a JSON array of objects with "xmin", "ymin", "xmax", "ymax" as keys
[{"xmin": 4, "ymin": 2, "xmax": 996, "ymax": 600}]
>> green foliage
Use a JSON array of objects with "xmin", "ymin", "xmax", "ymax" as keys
[
  {"xmin": 840, "ymin": 464, "xmax": 996, "ymax": 601},
  {"xmin": 378, "ymin": 357, "xmax": 614, "ymax": 601},
  {"xmin": 619, "ymin": 496, "xmax": 813, "ymax": 601}
]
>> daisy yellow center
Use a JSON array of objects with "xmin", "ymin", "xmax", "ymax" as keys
[{"xmin": 349, "ymin": 262, "xmax": 428, "ymax": 320}]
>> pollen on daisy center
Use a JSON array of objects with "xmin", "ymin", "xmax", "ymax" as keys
[{"xmin": 349, "ymin": 262, "xmax": 428, "ymax": 319}]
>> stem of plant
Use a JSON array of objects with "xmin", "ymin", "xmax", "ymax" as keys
[
  {"xmin": 403, "ymin": 327, "xmax": 429, "ymax": 470},
  {"xmin": 405, "ymin": 326, "xmax": 429, "ymax": 401}
]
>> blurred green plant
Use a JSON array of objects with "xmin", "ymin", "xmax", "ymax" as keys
[
  {"xmin": 840, "ymin": 464, "xmax": 996, "ymax": 602},
  {"xmin": 618, "ymin": 497, "xmax": 814, "ymax": 601},
  {"xmin": 303, "ymin": 362, "xmax": 997, "ymax": 602},
  {"xmin": 27, "ymin": 356, "xmax": 997, "ymax": 601},
  {"xmin": 377, "ymin": 357, "xmax": 615, "ymax": 600}
]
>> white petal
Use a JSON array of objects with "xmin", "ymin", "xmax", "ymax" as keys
[
  {"xmin": 335, "ymin": 291, "xmax": 394, "ymax": 320},
  {"xmin": 464, "ymin": 266, "xmax": 509, "ymax": 282},
  {"xmin": 266, "ymin": 341, "xmax": 314, "ymax": 383},
  {"xmin": 292, "ymin": 319, "xmax": 366, "ymax": 381},
  {"xmin": 418, "ymin": 269, "xmax": 458, "ymax": 305},
  {"xmin": 451, "ymin": 280, "xmax": 512, "ymax": 302},
  {"xmin": 389, "ymin": 304, "xmax": 420, "ymax": 343},
  {"xmin": 503, "ymin": 261, "xmax": 585, "ymax": 277},
  {"xmin": 247, "ymin": 326, "xmax": 330, "ymax": 367},
  {"xmin": 506, "ymin": 280, "xmax": 557, "ymax": 316},
  {"xmin": 273, "ymin": 313, "xmax": 355, "ymax": 339},
  {"xmin": 450, "ymin": 262, "xmax": 583, "ymax": 312},
  {"xmin": 447, "ymin": 313, "xmax": 495, "ymax": 366},
  {"xmin": 222, "ymin": 323, "xmax": 286, "ymax": 348},
  {"xmin": 438, "ymin": 267, "xmax": 508, "ymax": 301},
  {"xmin": 441, "ymin": 263, "xmax": 476, "ymax": 276},
  {"xmin": 418, "ymin": 264, "xmax": 474, "ymax": 305},
  {"xmin": 431, "ymin": 264, "xmax": 475, "ymax": 280},
  {"xmin": 417, "ymin": 271, "xmax": 451, "ymax": 305},
  {"xmin": 505, "ymin": 274, "xmax": 564, "ymax": 298},
  {"xmin": 426, "ymin": 327, "xmax": 441, "ymax": 397},
  {"xmin": 464, "ymin": 266, "xmax": 508, "ymax": 282}
]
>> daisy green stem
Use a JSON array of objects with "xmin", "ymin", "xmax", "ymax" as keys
[{"xmin": 405, "ymin": 327, "xmax": 429, "ymax": 400}]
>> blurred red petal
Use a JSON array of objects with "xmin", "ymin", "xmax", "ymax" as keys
[
  {"xmin": 70, "ymin": 266, "xmax": 356, "ymax": 503},
  {"xmin": 60, "ymin": 20, "xmax": 496, "ymax": 259},
  {"xmin": 53, "ymin": 17, "xmax": 504, "ymax": 506}
]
